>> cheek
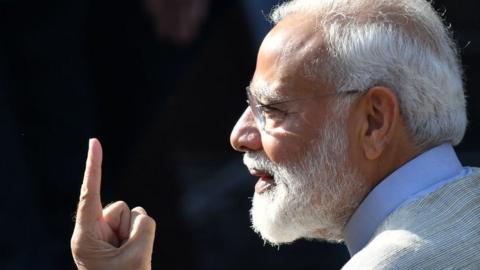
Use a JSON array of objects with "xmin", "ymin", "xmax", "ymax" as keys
[
  {"xmin": 261, "ymin": 132, "xmax": 310, "ymax": 164},
  {"xmin": 260, "ymin": 110, "xmax": 325, "ymax": 164}
]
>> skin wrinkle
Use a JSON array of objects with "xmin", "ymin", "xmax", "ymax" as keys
[{"xmin": 262, "ymin": 14, "xmax": 333, "ymax": 94}]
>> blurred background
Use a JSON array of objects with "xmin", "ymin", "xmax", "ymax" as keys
[{"xmin": 0, "ymin": 0, "xmax": 478, "ymax": 269}]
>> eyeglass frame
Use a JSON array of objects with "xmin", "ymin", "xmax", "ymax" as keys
[{"xmin": 246, "ymin": 87, "xmax": 364, "ymax": 131}]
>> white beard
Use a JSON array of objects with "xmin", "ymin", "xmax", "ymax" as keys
[{"xmin": 244, "ymin": 112, "xmax": 367, "ymax": 246}]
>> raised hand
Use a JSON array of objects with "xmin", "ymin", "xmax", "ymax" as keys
[{"xmin": 71, "ymin": 139, "xmax": 156, "ymax": 270}]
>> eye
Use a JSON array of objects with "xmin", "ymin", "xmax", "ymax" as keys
[{"xmin": 259, "ymin": 104, "xmax": 287, "ymax": 119}]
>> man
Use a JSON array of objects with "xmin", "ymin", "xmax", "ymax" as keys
[{"xmin": 71, "ymin": 0, "xmax": 480, "ymax": 269}]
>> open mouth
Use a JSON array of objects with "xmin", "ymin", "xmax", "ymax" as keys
[{"xmin": 249, "ymin": 169, "xmax": 276, "ymax": 194}]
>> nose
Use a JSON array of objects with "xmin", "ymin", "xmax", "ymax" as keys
[{"xmin": 230, "ymin": 108, "xmax": 262, "ymax": 152}]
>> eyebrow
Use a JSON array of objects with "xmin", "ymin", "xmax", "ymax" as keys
[{"xmin": 246, "ymin": 85, "xmax": 286, "ymax": 104}]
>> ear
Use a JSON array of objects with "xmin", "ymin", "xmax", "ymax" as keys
[{"xmin": 359, "ymin": 87, "xmax": 400, "ymax": 160}]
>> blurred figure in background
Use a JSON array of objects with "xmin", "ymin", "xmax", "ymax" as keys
[{"xmin": 145, "ymin": 0, "xmax": 211, "ymax": 46}]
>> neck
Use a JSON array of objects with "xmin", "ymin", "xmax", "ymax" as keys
[{"xmin": 368, "ymin": 136, "xmax": 422, "ymax": 191}]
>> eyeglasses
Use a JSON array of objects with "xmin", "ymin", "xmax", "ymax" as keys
[{"xmin": 246, "ymin": 88, "xmax": 362, "ymax": 132}]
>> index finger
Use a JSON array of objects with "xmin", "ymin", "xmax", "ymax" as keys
[{"xmin": 76, "ymin": 138, "xmax": 103, "ymax": 225}]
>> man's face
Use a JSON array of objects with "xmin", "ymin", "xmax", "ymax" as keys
[{"xmin": 230, "ymin": 14, "xmax": 366, "ymax": 244}]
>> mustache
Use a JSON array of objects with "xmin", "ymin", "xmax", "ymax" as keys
[{"xmin": 243, "ymin": 152, "xmax": 277, "ymax": 175}]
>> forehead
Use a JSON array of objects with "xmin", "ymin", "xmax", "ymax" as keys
[{"xmin": 250, "ymin": 12, "xmax": 331, "ymax": 100}]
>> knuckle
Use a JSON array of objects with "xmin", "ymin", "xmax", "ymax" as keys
[
  {"xmin": 116, "ymin": 200, "xmax": 129, "ymax": 209},
  {"xmin": 132, "ymin": 206, "xmax": 147, "ymax": 214},
  {"xmin": 105, "ymin": 200, "xmax": 129, "ymax": 210},
  {"xmin": 147, "ymin": 216, "xmax": 156, "ymax": 227},
  {"xmin": 77, "ymin": 197, "xmax": 88, "ymax": 210},
  {"xmin": 79, "ymin": 192, "xmax": 99, "ymax": 204},
  {"xmin": 138, "ymin": 215, "xmax": 156, "ymax": 231}
]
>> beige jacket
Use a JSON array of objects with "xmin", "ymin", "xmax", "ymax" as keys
[{"xmin": 343, "ymin": 168, "xmax": 480, "ymax": 269}]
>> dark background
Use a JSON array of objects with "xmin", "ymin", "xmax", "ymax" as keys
[{"xmin": 0, "ymin": 0, "xmax": 478, "ymax": 269}]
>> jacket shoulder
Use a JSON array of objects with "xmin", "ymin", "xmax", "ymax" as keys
[
  {"xmin": 342, "ymin": 230, "xmax": 426, "ymax": 270},
  {"xmin": 344, "ymin": 169, "xmax": 480, "ymax": 269}
]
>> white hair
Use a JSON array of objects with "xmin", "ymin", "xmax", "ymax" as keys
[{"xmin": 270, "ymin": 0, "xmax": 467, "ymax": 148}]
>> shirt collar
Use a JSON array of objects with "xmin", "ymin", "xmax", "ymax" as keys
[{"xmin": 343, "ymin": 144, "xmax": 464, "ymax": 256}]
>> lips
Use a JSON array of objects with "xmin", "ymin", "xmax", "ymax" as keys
[{"xmin": 249, "ymin": 169, "xmax": 275, "ymax": 194}]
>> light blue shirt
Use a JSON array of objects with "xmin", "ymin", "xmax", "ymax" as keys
[{"xmin": 344, "ymin": 144, "xmax": 472, "ymax": 256}]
